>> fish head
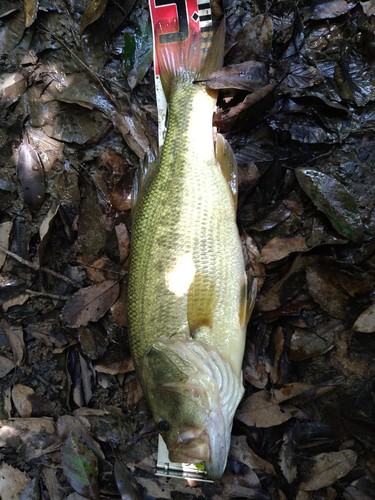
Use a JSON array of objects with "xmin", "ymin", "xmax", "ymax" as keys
[{"xmin": 139, "ymin": 338, "xmax": 244, "ymax": 480}]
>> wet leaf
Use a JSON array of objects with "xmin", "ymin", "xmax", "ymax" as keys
[
  {"xmin": 16, "ymin": 143, "xmax": 45, "ymax": 212},
  {"xmin": 300, "ymin": 450, "xmax": 357, "ymax": 491},
  {"xmin": 353, "ymin": 303, "xmax": 375, "ymax": 333},
  {"xmin": 62, "ymin": 280, "xmax": 120, "ymax": 328},
  {"xmin": 80, "ymin": 0, "xmax": 108, "ymax": 35},
  {"xmin": 295, "ymin": 168, "xmax": 364, "ymax": 242},
  {"xmin": 0, "ymin": 72, "xmax": 27, "ymax": 108},
  {"xmin": 306, "ymin": 266, "xmax": 349, "ymax": 320},
  {"xmin": 205, "ymin": 61, "xmax": 269, "ymax": 91},
  {"xmin": 123, "ymin": 8, "xmax": 153, "ymax": 89},
  {"xmin": 61, "ymin": 432, "xmax": 99, "ymax": 499},
  {"xmin": 312, "ymin": 0, "xmax": 351, "ymax": 20}
]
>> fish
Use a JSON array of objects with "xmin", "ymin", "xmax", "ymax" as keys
[{"xmin": 127, "ymin": 2, "xmax": 254, "ymax": 480}]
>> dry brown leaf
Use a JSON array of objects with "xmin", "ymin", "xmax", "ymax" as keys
[
  {"xmin": 230, "ymin": 435, "xmax": 276, "ymax": 475},
  {"xmin": 80, "ymin": 0, "xmax": 108, "ymax": 34},
  {"xmin": 260, "ymin": 236, "xmax": 308, "ymax": 264},
  {"xmin": 353, "ymin": 303, "xmax": 375, "ymax": 333},
  {"xmin": 306, "ymin": 266, "xmax": 349, "ymax": 320},
  {"xmin": 11, "ymin": 384, "xmax": 34, "ymax": 417},
  {"xmin": 0, "ymin": 319, "xmax": 25, "ymax": 365},
  {"xmin": 0, "ymin": 417, "xmax": 57, "ymax": 459},
  {"xmin": 0, "ymin": 355, "xmax": 15, "ymax": 378},
  {"xmin": 23, "ymin": 0, "xmax": 38, "ymax": 27},
  {"xmin": 0, "ymin": 462, "xmax": 30, "ymax": 499},
  {"xmin": 115, "ymin": 223, "xmax": 130, "ymax": 264},
  {"xmin": 237, "ymin": 383, "xmax": 314, "ymax": 428},
  {"xmin": 62, "ymin": 280, "xmax": 120, "ymax": 328},
  {"xmin": 300, "ymin": 450, "xmax": 357, "ymax": 491}
]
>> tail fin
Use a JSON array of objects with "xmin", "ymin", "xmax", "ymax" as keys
[{"xmin": 150, "ymin": 1, "xmax": 225, "ymax": 98}]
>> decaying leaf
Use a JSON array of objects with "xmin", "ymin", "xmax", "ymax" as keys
[
  {"xmin": 23, "ymin": 0, "xmax": 38, "ymax": 28},
  {"xmin": 205, "ymin": 61, "xmax": 269, "ymax": 91},
  {"xmin": 237, "ymin": 383, "xmax": 313, "ymax": 428},
  {"xmin": 300, "ymin": 450, "xmax": 357, "ymax": 491},
  {"xmin": 260, "ymin": 236, "xmax": 308, "ymax": 264},
  {"xmin": 62, "ymin": 280, "xmax": 120, "ymax": 328},
  {"xmin": 295, "ymin": 168, "xmax": 363, "ymax": 242},
  {"xmin": 306, "ymin": 266, "xmax": 349, "ymax": 320},
  {"xmin": 11, "ymin": 384, "xmax": 34, "ymax": 418},
  {"xmin": 0, "ymin": 462, "xmax": 30, "ymax": 499},
  {"xmin": 61, "ymin": 432, "xmax": 99, "ymax": 499},
  {"xmin": 16, "ymin": 143, "xmax": 45, "ymax": 212},
  {"xmin": 80, "ymin": 0, "xmax": 108, "ymax": 34},
  {"xmin": 353, "ymin": 303, "xmax": 375, "ymax": 333},
  {"xmin": 312, "ymin": 0, "xmax": 351, "ymax": 19},
  {"xmin": 114, "ymin": 460, "xmax": 142, "ymax": 500},
  {"xmin": 0, "ymin": 355, "xmax": 15, "ymax": 378},
  {"xmin": 230, "ymin": 435, "xmax": 276, "ymax": 475},
  {"xmin": 0, "ymin": 319, "xmax": 25, "ymax": 366}
]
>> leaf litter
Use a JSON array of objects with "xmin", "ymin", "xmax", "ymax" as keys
[{"xmin": 0, "ymin": 0, "xmax": 374, "ymax": 498}]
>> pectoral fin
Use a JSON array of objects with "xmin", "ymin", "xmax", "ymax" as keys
[{"xmin": 215, "ymin": 133, "xmax": 238, "ymax": 207}]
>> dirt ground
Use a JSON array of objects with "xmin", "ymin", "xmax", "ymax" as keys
[{"xmin": 0, "ymin": 0, "xmax": 375, "ymax": 498}]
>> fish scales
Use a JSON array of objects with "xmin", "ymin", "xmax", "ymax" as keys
[
  {"xmin": 127, "ymin": 4, "xmax": 250, "ymax": 479},
  {"xmin": 128, "ymin": 82, "xmax": 245, "ymax": 371}
]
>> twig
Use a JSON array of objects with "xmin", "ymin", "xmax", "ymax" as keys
[
  {"xmin": 25, "ymin": 289, "xmax": 71, "ymax": 301},
  {"xmin": 0, "ymin": 245, "xmax": 79, "ymax": 289}
]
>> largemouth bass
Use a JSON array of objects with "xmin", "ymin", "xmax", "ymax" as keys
[{"xmin": 128, "ymin": 3, "xmax": 253, "ymax": 480}]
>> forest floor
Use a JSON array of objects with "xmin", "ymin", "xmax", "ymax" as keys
[{"xmin": 0, "ymin": 0, "xmax": 375, "ymax": 498}]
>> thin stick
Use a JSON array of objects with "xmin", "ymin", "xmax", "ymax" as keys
[{"xmin": 0, "ymin": 245, "xmax": 79, "ymax": 289}]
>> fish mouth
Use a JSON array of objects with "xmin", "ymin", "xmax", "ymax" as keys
[
  {"xmin": 168, "ymin": 412, "xmax": 230, "ymax": 480},
  {"xmin": 169, "ymin": 428, "xmax": 210, "ymax": 463}
]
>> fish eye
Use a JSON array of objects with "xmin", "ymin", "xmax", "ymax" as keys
[{"xmin": 157, "ymin": 420, "xmax": 170, "ymax": 432}]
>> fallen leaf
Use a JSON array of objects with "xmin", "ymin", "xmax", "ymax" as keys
[
  {"xmin": 300, "ymin": 450, "xmax": 357, "ymax": 491},
  {"xmin": 0, "ymin": 220, "xmax": 13, "ymax": 269},
  {"xmin": 114, "ymin": 460, "xmax": 142, "ymax": 500},
  {"xmin": 16, "ymin": 142, "xmax": 45, "ymax": 212},
  {"xmin": 62, "ymin": 280, "xmax": 120, "ymax": 328},
  {"xmin": 80, "ymin": 0, "xmax": 108, "ymax": 34},
  {"xmin": 260, "ymin": 236, "xmax": 308, "ymax": 264},
  {"xmin": 0, "ymin": 319, "xmax": 25, "ymax": 365},
  {"xmin": 23, "ymin": 0, "xmax": 38, "ymax": 27},
  {"xmin": 115, "ymin": 223, "xmax": 130, "ymax": 264},
  {"xmin": 11, "ymin": 384, "xmax": 34, "ymax": 418},
  {"xmin": 306, "ymin": 266, "xmax": 349, "ymax": 320},
  {"xmin": 312, "ymin": 0, "xmax": 350, "ymax": 19},
  {"xmin": 0, "ymin": 355, "xmax": 15, "ymax": 378},
  {"xmin": 230, "ymin": 435, "xmax": 276, "ymax": 475},
  {"xmin": 237, "ymin": 383, "xmax": 313, "ymax": 428},
  {"xmin": 295, "ymin": 168, "xmax": 363, "ymax": 242},
  {"xmin": 0, "ymin": 462, "xmax": 30, "ymax": 500},
  {"xmin": 61, "ymin": 432, "xmax": 100, "ymax": 499},
  {"xmin": 353, "ymin": 303, "xmax": 375, "ymax": 333}
]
